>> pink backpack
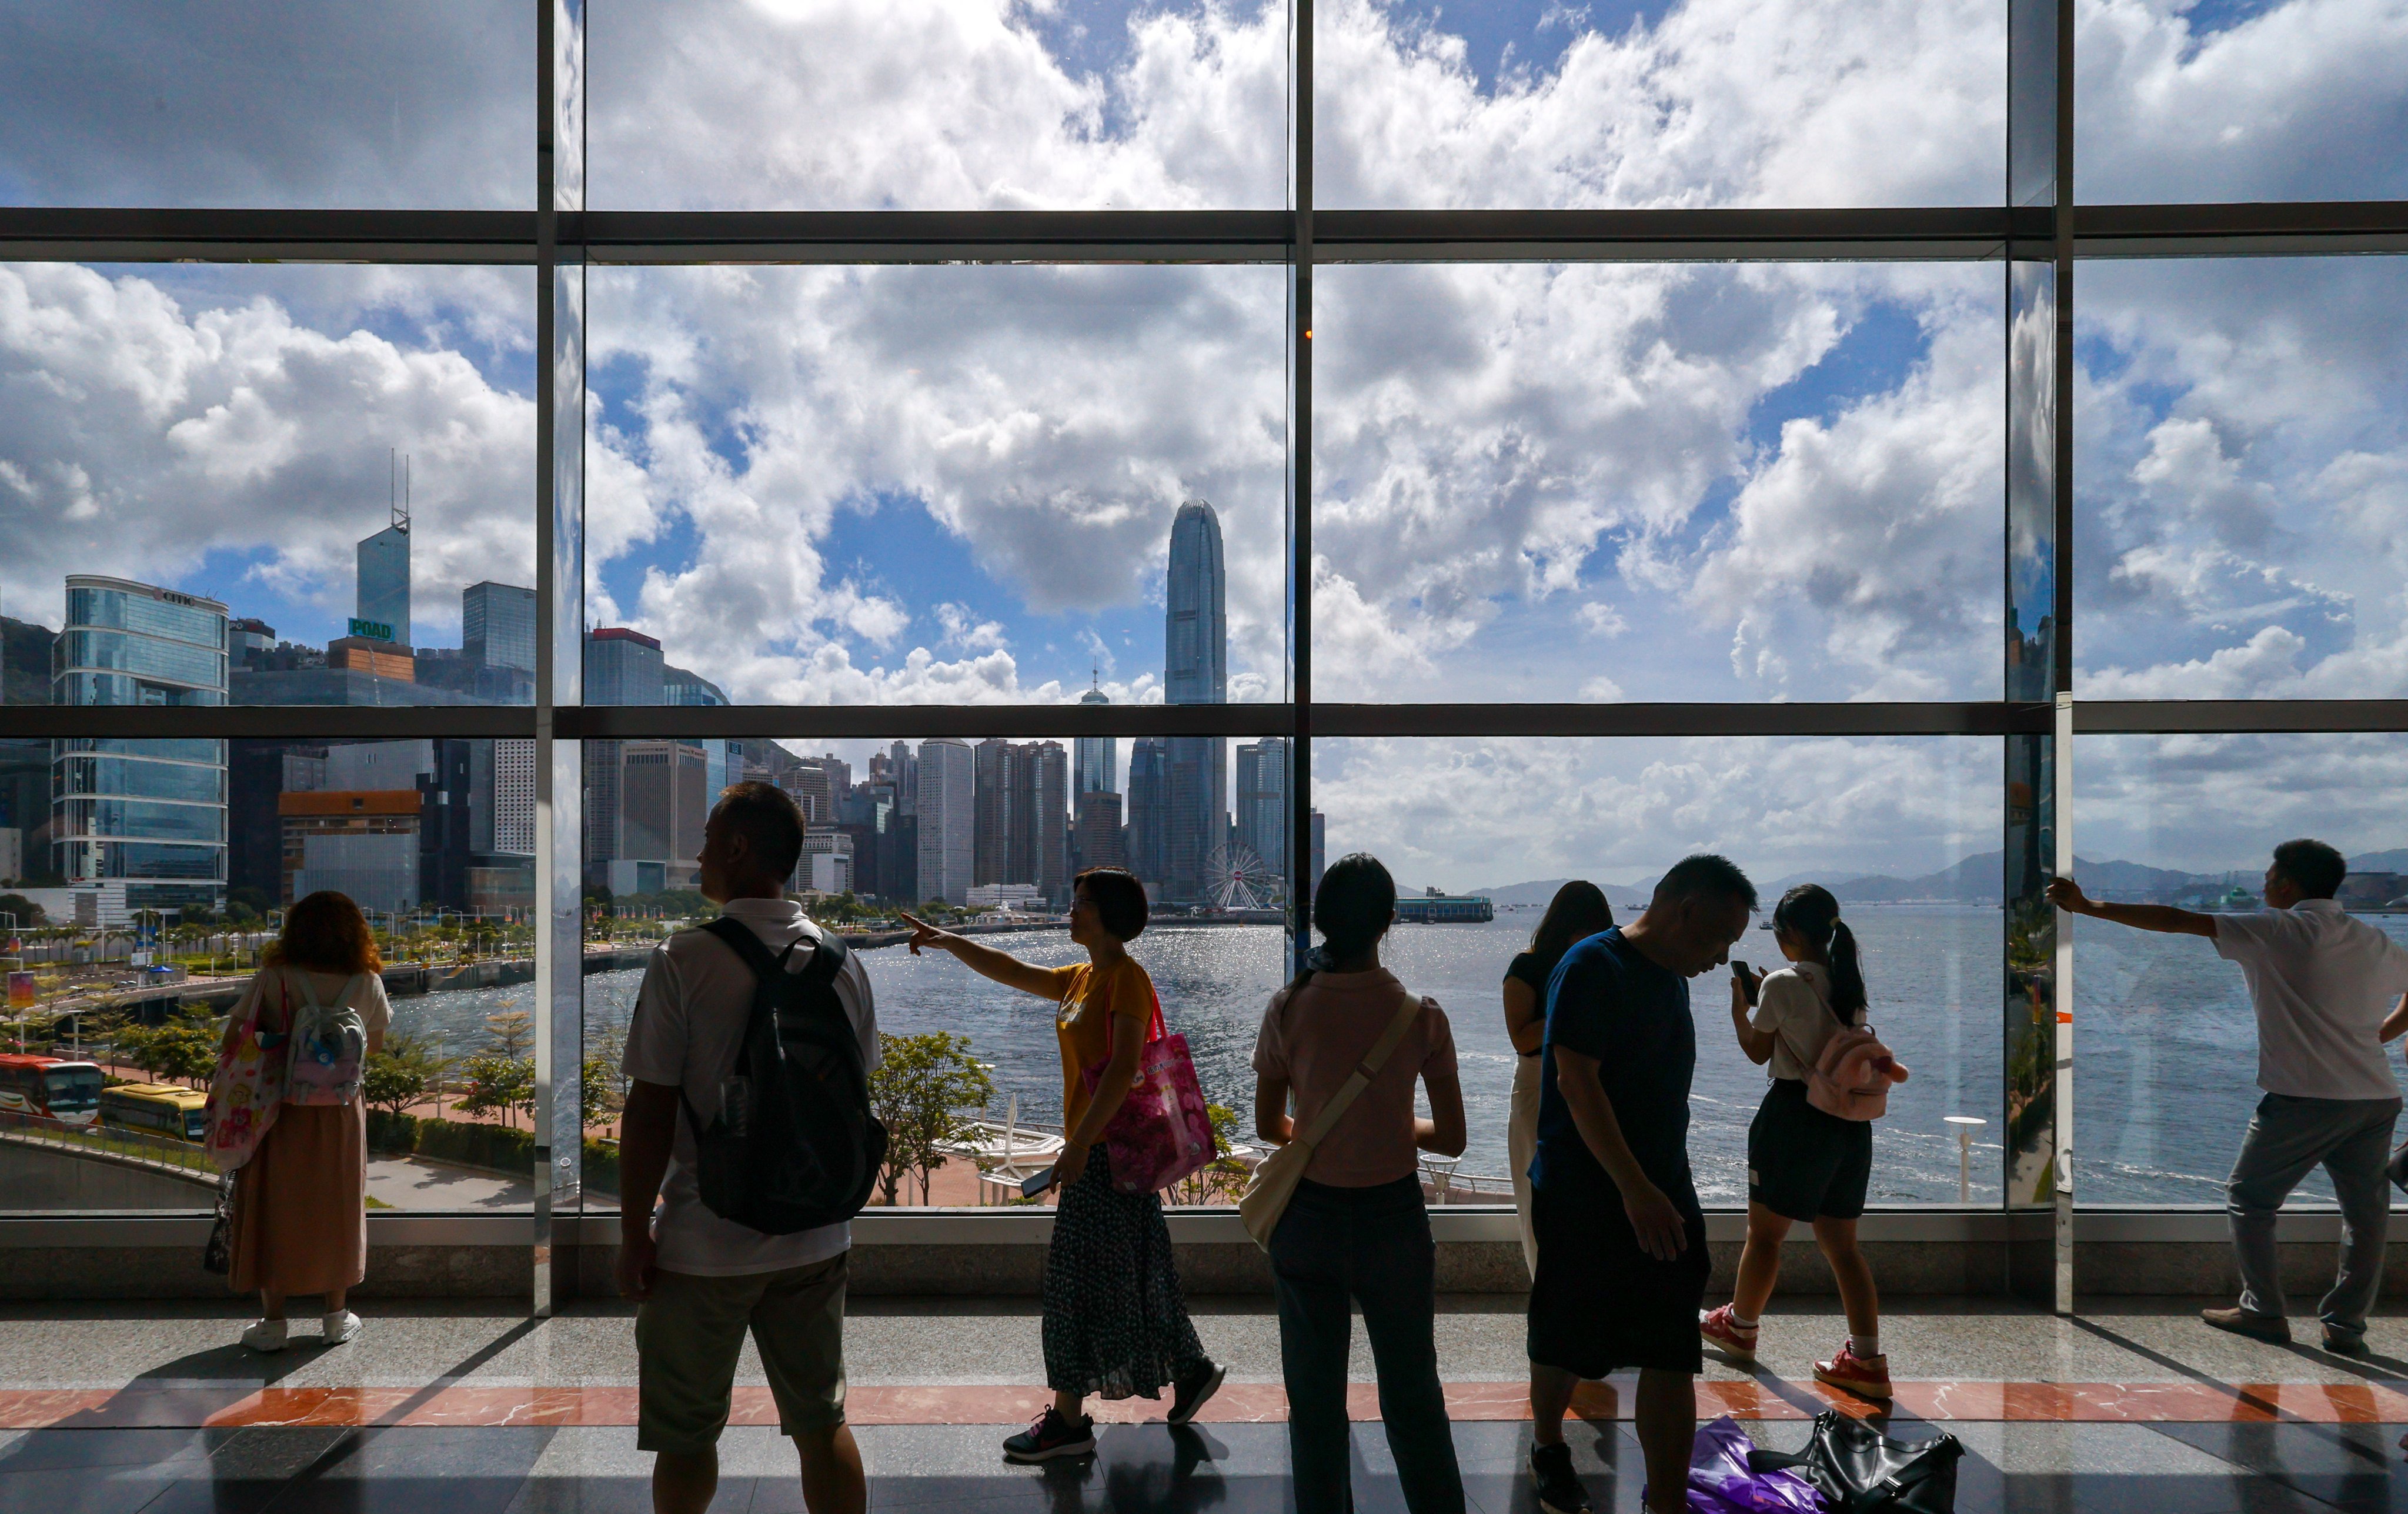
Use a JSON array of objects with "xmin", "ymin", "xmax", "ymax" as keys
[
  {"xmin": 1772, "ymin": 980, "xmax": 1910, "ymax": 1122},
  {"xmin": 1801, "ymin": 1024, "xmax": 1910, "ymax": 1121}
]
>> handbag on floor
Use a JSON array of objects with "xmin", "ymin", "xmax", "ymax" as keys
[
  {"xmin": 1750, "ymin": 1409, "xmax": 1962, "ymax": 1514},
  {"xmin": 1080, "ymin": 988, "xmax": 1217, "ymax": 1196},
  {"xmin": 1237, "ymin": 986, "xmax": 1425, "ymax": 1249}
]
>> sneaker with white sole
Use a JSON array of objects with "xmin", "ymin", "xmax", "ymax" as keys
[
  {"xmin": 322, "ymin": 1310, "xmax": 361, "ymax": 1346},
  {"xmin": 1002, "ymin": 1405, "xmax": 1096, "ymax": 1463},
  {"xmin": 1699, "ymin": 1304, "xmax": 1759, "ymax": 1365},
  {"xmin": 1529, "ymin": 1442, "xmax": 1592, "ymax": 1514},
  {"xmin": 241, "ymin": 1318, "xmax": 289, "ymax": 1353},
  {"xmin": 1813, "ymin": 1343, "xmax": 1892, "ymax": 1399}
]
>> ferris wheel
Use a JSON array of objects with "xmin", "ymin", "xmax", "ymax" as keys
[{"xmin": 1206, "ymin": 843, "xmax": 1280, "ymax": 911}]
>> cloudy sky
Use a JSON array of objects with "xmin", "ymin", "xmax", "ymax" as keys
[{"xmin": 2, "ymin": 0, "xmax": 2404, "ymax": 881}]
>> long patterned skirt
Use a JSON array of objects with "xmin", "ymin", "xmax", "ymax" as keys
[{"xmin": 1041, "ymin": 1148, "xmax": 1210, "ymax": 1399}]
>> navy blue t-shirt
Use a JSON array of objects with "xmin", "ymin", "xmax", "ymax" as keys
[{"xmin": 1530, "ymin": 926, "xmax": 1700, "ymax": 1212}]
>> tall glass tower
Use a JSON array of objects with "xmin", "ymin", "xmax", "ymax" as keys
[
  {"xmin": 357, "ymin": 512, "xmax": 412, "ymax": 646},
  {"xmin": 1164, "ymin": 499, "xmax": 1227, "ymax": 904},
  {"xmin": 52, "ymin": 575, "xmax": 229, "ymax": 916},
  {"xmin": 1074, "ymin": 677, "xmax": 1115, "ymax": 797}
]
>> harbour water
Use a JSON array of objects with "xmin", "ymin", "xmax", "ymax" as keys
[{"xmin": 385, "ymin": 907, "xmax": 2408, "ymax": 1208}]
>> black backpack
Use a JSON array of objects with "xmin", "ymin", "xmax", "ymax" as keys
[{"xmin": 682, "ymin": 918, "xmax": 888, "ymax": 1234}]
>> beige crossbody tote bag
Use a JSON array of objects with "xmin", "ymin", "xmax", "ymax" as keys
[{"xmin": 1239, "ymin": 987, "xmax": 1427, "ymax": 1250}]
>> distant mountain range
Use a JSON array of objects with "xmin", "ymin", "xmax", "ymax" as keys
[{"xmin": 1459, "ymin": 848, "xmax": 2408, "ymax": 910}]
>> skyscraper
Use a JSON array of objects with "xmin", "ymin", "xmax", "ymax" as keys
[
  {"xmin": 1124, "ymin": 736, "xmax": 1167, "ymax": 890},
  {"xmin": 586, "ymin": 628, "xmax": 665, "ymax": 705},
  {"xmin": 1235, "ymin": 736, "xmax": 1288, "ymax": 879},
  {"xmin": 1030, "ymin": 741, "xmax": 1070, "ymax": 906},
  {"xmin": 888, "ymin": 740, "xmax": 918, "ymax": 818},
  {"xmin": 53, "ymin": 575, "xmax": 229, "ymax": 918},
  {"xmin": 973, "ymin": 737, "xmax": 1016, "ymax": 886},
  {"xmin": 357, "ymin": 512, "xmax": 411, "ymax": 648},
  {"xmin": 462, "ymin": 582, "xmax": 536, "ymax": 673},
  {"xmin": 1163, "ymin": 501, "xmax": 1228, "ymax": 905},
  {"xmin": 1074, "ymin": 680, "xmax": 1115, "ymax": 797},
  {"xmin": 915, "ymin": 738, "xmax": 976, "ymax": 906}
]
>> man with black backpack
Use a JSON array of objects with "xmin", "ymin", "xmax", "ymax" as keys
[{"xmin": 617, "ymin": 781, "xmax": 882, "ymax": 1514}]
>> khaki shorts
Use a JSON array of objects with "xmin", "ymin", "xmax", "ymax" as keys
[{"xmin": 636, "ymin": 1253, "xmax": 849, "ymax": 1452}]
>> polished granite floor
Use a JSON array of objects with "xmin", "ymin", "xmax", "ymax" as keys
[{"xmin": 6, "ymin": 1296, "xmax": 2407, "ymax": 1512}]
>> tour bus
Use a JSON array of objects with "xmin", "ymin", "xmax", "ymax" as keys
[
  {"xmin": 0, "ymin": 1054, "xmax": 105, "ymax": 1125},
  {"xmin": 99, "ymin": 1083, "xmax": 210, "ymax": 1144}
]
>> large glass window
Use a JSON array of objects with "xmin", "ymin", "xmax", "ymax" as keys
[
  {"xmin": 1317, "ymin": 0, "xmax": 2006, "ymax": 208},
  {"xmin": 2074, "ymin": 733, "xmax": 2408, "ymax": 1206},
  {"xmin": 1315, "ymin": 261, "xmax": 2004, "ymax": 701},
  {"xmin": 2075, "ymin": 258, "xmax": 2408, "ymax": 699},
  {"xmin": 0, "ymin": 265, "xmax": 539, "ymax": 708},
  {"xmin": 0, "ymin": 2, "xmax": 534, "ymax": 209},
  {"xmin": 1317, "ymin": 735, "xmax": 2003, "ymax": 1203},
  {"xmin": 582, "ymin": 265, "xmax": 1286, "ymax": 705}
]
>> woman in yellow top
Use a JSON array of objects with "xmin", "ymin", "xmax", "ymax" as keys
[{"xmin": 902, "ymin": 866, "xmax": 1223, "ymax": 1462}]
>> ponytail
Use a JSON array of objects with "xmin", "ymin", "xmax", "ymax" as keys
[
  {"xmin": 1772, "ymin": 883, "xmax": 1868, "ymax": 1024},
  {"xmin": 1826, "ymin": 919, "xmax": 1867, "ymax": 1024}
]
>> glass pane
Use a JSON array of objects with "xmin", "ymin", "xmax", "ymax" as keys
[
  {"xmin": 2074, "ymin": 733, "xmax": 2408, "ymax": 1206},
  {"xmin": 2075, "ymin": 0, "xmax": 2408, "ymax": 204},
  {"xmin": 1314, "ymin": 262, "xmax": 2004, "ymax": 701},
  {"xmin": 0, "ymin": 2, "xmax": 533, "ymax": 209},
  {"xmin": 583, "ymin": 265, "xmax": 1285, "ymax": 705},
  {"xmin": 588, "ymin": 0, "xmax": 1288, "ymax": 209},
  {"xmin": 0, "ymin": 735, "xmax": 537, "ymax": 1215},
  {"xmin": 1318, "ymin": 0, "xmax": 2005, "ymax": 208},
  {"xmin": 579, "ymin": 733, "xmax": 1289, "ymax": 1210},
  {"xmin": 0, "ymin": 265, "xmax": 538, "ymax": 707},
  {"xmin": 2074, "ymin": 257, "xmax": 2408, "ymax": 699},
  {"xmin": 1315, "ymin": 735, "xmax": 2003, "ymax": 1205}
]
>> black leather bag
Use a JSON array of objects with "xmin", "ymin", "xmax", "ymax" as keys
[{"xmin": 1749, "ymin": 1410, "xmax": 1962, "ymax": 1514}]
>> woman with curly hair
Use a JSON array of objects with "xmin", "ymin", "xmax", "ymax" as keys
[{"xmin": 224, "ymin": 890, "xmax": 390, "ymax": 1351}]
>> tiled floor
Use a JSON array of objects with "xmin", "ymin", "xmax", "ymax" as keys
[{"xmin": 6, "ymin": 1297, "xmax": 2407, "ymax": 1512}]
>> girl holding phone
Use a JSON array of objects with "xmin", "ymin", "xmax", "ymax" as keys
[{"xmin": 1699, "ymin": 883, "xmax": 1889, "ymax": 1398}]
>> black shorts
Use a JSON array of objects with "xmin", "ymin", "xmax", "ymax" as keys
[
  {"xmin": 1747, "ymin": 1079, "xmax": 1872, "ymax": 1222},
  {"xmin": 1525, "ymin": 1175, "xmax": 1711, "ymax": 1378}
]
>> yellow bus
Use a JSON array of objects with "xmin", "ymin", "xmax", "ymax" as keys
[{"xmin": 99, "ymin": 1083, "xmax": 209, "ymax": 1144}]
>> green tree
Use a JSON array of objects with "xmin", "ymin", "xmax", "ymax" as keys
[
  {"xmin": 580, "ymin": 1055, "xmax": 618, "ymax": 1128},
  {"xmin": 117, "ymin": 1005, "xmax": 221, "ymax": 1088},
  {"xmin": 458, "ymin": 1053, "xmax": 536, "ymax": 1129},
  {"xmin": 866, "ymin": 1031, "xmax": 996, "ymax": 1205},
  {"xmin": 362, "ymin": 1033, "xmax": 446, "ymax": 1120},
  {"xmin": 1171, "ymin": 1102, "xmax": 1253, "ymax": 1205},
  {"xmin": 483, "ymin": 1007, "xmax": 534, "ymax": 1059}
]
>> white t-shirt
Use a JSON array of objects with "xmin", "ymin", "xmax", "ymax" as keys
[
  {"xmin": 622, "ymin": 899, "xmax": 880, "ymax": 1276},
  {"xmin": 1749, "ymin": 961, "xmax": 1852, "ymax": 1082},
  {"xmin": 2214, "ymin": 899, "xmax": 2408, "ymax": 1102}
]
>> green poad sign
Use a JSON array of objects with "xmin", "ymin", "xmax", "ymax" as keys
[{"xmin": 348, "ymin": 617, "xmax": 396, "ymax": 642}]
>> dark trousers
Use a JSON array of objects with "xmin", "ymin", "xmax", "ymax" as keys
[{"xmin": 1268, "ymin": 1175, "xmax": 1465, "ymax": 1514}]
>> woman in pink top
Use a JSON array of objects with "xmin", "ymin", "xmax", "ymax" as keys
[{"xmin": 1252, "ymin": 853, "xmax": 1468, "ymax": 1514}]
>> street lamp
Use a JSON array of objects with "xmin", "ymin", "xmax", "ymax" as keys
[{"xmin": 1945, "ymin": 1115, "xmax": 1988, "ymax": 1205}]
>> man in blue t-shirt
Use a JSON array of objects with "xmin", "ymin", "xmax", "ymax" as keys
[{"xmin": 1522, "ymin": 855, "xmax": 1756, "ymax": 1514}]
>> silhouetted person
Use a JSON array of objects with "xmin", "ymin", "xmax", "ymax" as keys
[
  {"xmin": 2052, "ymin": 838, "xmax": 2408, "ymax": 1355},
  {"xmin": 1501, "ymin": 882, "xmax": 1615, "ymax": 1280}
]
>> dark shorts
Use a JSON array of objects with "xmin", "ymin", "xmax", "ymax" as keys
[
  {"xmin": 1748, "ymin": 1079, "xmax": 1872, "ymax": 1222},
  {"xmin": 636, "ymin": 1253, "xmax": 849, "ymax": 1452},
  {"xmin": 1525, "ymin": 1175, "xmax": 1710, "ymax": 1378}
]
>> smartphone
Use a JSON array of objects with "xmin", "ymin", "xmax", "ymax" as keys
[
  {"xmin": 1731, "ymin": 960, "xmax": 1758, "ymax": 1006},
  {"xmin": 1020, "ymin": 1166, "xmax": 1058, "ymax": 1198}
]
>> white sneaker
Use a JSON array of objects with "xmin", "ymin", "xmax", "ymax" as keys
[
  {"xmin": 241, "ymin": 1318, "xmax": 289, "ymax": 1353},
  {"xmin": 321, "ymin": 1310, "xmax": 362, "ymax": 1346}
]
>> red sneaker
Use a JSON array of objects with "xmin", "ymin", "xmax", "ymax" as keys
[
  {"xmin": 1698, "ymin": 1304, "xmax": 1759, "ymax": 1364},
  {"xmin": 1813, "ymin": 1343, "xmax": 1892, "ymax": 1399}
]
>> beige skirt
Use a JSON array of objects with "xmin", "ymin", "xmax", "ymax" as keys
[{"xmin": 229, "ymin": 1101, "xmax": 367, "ymax": 1295}]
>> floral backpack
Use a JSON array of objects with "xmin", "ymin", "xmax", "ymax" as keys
[
  {"xmin": 203, "ymin": 973, "xmax": 290, "ymax": 1172},
  {"xmin": 283, "ymin": 970, "xmax": 369, "ymax": 1107}
]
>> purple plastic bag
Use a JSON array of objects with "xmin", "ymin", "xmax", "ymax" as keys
[{"xmin": 1685, "ymin": 1416, "xmax": 1828, "ymax": 1514}]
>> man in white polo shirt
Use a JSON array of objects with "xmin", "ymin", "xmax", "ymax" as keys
[
  {"xmin": 616, "ymin": 781, "xmax": 880, "ymax": 1514},
  {"xmin": 2052, "ymin": 839, "xmax": 2408, "ymax": 1354}
]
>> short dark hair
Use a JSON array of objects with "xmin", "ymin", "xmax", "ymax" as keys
[
  {"xmin": 1076, "ymin": 867, "xmax": 1148, "ymax": 941},
  {"xmin": 2272, "ymin": 838, "xmax": 2347, "ymax": 901},
  {"xmin": 1314, "ymin": 853, "xmax": 1398, "ymax": 959},
  {"xmin": 1651, "ymin": 853, "xmax": 1759, "ymax": 913},
  {"xmin": 712, "ymin": 781, "xmax": 805, "ymax": 886}
]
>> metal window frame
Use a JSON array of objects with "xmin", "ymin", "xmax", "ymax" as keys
[{"xmin": 12, "ymin": 0, "xmax": 2408, "ymax": 1308}]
